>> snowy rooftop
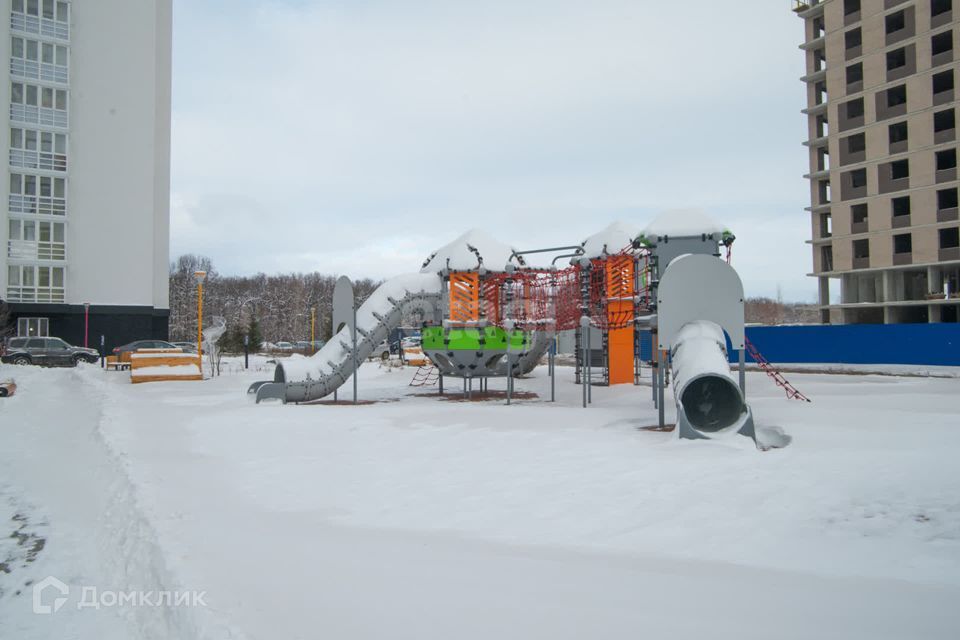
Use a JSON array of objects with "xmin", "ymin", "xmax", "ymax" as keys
[
  {"xmin": 420, "ymin": 229, "xmax": 524, "ymax": 273},
  {"xmin": 642, "ymin": 209, "xmax": 726, "ymax": 239},
  {"xmin": 579, "ymin": 221, "xmax": 642, "ymax": 259}
]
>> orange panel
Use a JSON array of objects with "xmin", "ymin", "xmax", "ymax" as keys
[
  {"xmin": 606, "ymin": 257, "xmax": 635, "ymax": 385},
  {"xmin": 449, "ymin": 272, "xmax": 480, "ymax": 322}
]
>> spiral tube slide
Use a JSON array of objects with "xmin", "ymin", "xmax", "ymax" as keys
[{"xmin": 670, "ymin": 321, "xmax": 755, "ymax": 441}]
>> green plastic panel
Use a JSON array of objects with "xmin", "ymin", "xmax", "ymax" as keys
[{"xmin": 421, "ymin": 326, "xmax": 528, "ymax": 351}]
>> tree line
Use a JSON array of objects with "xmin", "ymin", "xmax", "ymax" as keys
[{"xmin": 168, "ymin": 254, "xmax": 380, "ymax": 349}]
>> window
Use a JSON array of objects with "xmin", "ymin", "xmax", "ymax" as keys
[
  {"xmin": 935, "ymin": 109, "xmax": 956, "ymax": 132},
  {"xmin": 852, "ymin": 203, "xmax": 868, "ymax": 224},
  {"xmin": 891, "ymin": 159, "xmax": 910, "ymax": 179},
  {"xmin": 5, "ymin": 265, "xmax": 64, "ymax": 302},
  {"xmin": 933, "ymin": 70, "xmax": 955, "ymax": 94},
  {"xmin": 887, "ymin": 84, "xmax": 907, "ymax": 107},
  {"xmin": 16, "ymin": 318, "xmax": 48, "ymax": 337},
  {"xmin": 893, "ymin": 234, "xmax": 912, "ymax": 254},
  {"xmin": 886, "ymin": 10, "xmax": 906, "ymax": 34},
  {"xmin": 845, "ymin": 0, "xmax": 860, "ymax": 15},
  {"xmin": 851, "ymin": 168, "xmax": 867, "ymax": 188},
  {"xmin": 846, "ymin": 63, "xmax": 863, "ymax": 87},
  {"xmin": 941, "ymin": 227, "xmax": 960, "ymax": 249},
  {"xmin": 887, "ymin": 47, "xmax": 907, "ymax": 70},
  {"xmin": 939, "ymin": 188, "xmax": 959, "ymax": 209},
  {"xmin": 845, "ymin": 98, "xmax": 865, "ymax": 119},
  {"xmin": 932, "ymin": 31, "xmax": 953, "ymax": 56},
  {"xmin": 893, "ymin": 196, "xmax": 911, "ymax": 217},
  {"xmin": 847, "ymin": 133, "xmax": 866, "ymax": 153},
  {"xmin": 853, "ymin": 239, "xmax": 870, "ymax": 258},
  {"xmin": 845, "ymin": 28, "xmax": 862, "ymax": 49},
  {"xmin": 932, "ymin": 0, "xmax": 952, "ymax": 16},
  {"xmin": 889, "ymin": 121, "xmax": 908, "ymax": 144},
  {"xmin": 938, "ymin": 148, "xmax": 958, "ymax": 170}
]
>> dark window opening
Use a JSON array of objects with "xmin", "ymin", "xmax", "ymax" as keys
[
  {"xmin": 846, "ymin": 98, "xmax": 865, "ymax": 118},
  {"xmin": 941, "ymin": 227, "xmax": 960, "ymax": 249},
  {"xmin": 886, "ymin": 10, "xmax": 906, "ymax": 34},
  {"xmin": 851, "ymin": 168, "xmax": 868, "ymax": 188},
  {"xmin": 934, "ymin": 109, "xmax": 956, "ymax": 132},
  {"xmin": 887, "ymin": 47, "xmax": 907, "ymax": 70},
  {"xmin": 847, "ymin": 133, "xmax": 866, "ymax": 153},
  {"xmin": 891, "ymin": 159, "xmax": 910, "ymax": 179},
  {"xmin": 939, "ymin": 188, "xmax": 959, "ymax": 209},
  {"xmin": 933, "ymin": 70, "xmax": 955, "ymax": 94},
  {"xmin": 932, "ymin": 0, "xmax": 952, "ymax": 17},
  {"xmin": 937, "ymin": 148, "xmax": 958, "ymax": 170},
  {"xmin": 889, "ymin": 121, "xmax": 908, "ymax": 144},
  {"xmin": 852, "ymin": 203, "xmax": 868, "ymax": 224},
  {"xmin": 853, "ymin": 239, "xmax": 870, "ymax": 258},
  {"xmin": 893, "ymin": 234, "xmax": 912, "ymax": 254},
  {"xmin": 892, "ymin": 196, "xmax": 911, "ymax": 217},
  {"xmin": 815, "ymin": 81, "xmax": 828, "ymax": 104},
  {"xmin": 932, "ymin": 31, "xmax": 954, "ymax": 55},
  {"xmin": 844, "ymin": 0, "xmax": 860, "ymax": 15},
  {"xmin": 846, "ymin": 63, "xmax": 863, "ymax": 86},
  {"xmin": 887, "ymin": 85, "xmax": 907, "ymax": 107},
  {"xmin": 813, "ymin": 16, "xmax": 826, "ymax": 38},
  {"xmin": 820, "ymin": 213, "xmax": 832, "ymax": 237},
  {"xmin": 845, "ymin": 28, "xmax": 862, "ymax": 49}
]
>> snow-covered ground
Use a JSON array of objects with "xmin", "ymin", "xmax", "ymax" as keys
[{"xmin": 1, "ymin": 357, "xmax": 958, "ymax": 639}]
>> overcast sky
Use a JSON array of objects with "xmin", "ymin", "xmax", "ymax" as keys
[{"xmin": 170, "ymin": 0, "xmax": 813, "ymax": 301}]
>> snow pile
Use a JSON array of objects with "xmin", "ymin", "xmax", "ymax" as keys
[
  {"xmin": 280, "ymin": 272, "xmax": 441, "ymax": 382},
  {"xmin": 643, "ymin": 209, "xmax": 726, "ymax": 238},
  {"xmin": 420, "ymin": 229, "xmax": 522, "ymax": 273},
  {"xmin": 579, "ymin": 221, "xmax": 642, "ymax": 259}
]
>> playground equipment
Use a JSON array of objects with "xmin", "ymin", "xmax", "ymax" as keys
[{"xmin": 248, "ymin": 211, "xmax": 791, "ymax": 445}]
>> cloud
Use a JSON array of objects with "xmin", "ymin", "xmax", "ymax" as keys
[{"xmin": 170, "ymin": 0, "xmax": 814, "ymax": 301}]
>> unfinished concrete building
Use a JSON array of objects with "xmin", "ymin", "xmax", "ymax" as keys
[{"xmin": 794, "ymin": 0, "xmax": 959, "ymax": 323}]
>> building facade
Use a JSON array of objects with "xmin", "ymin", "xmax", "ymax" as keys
[
  {"xmin": 795, "ymin": 0, "xmax": 959, "ymax": 323},
  {"xmin": 0, "ymin": 0, "xmax": 171, "ymax": 349}
]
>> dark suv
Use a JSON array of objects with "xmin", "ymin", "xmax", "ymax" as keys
[{"xmin": 1, "ymin": 336, "xmax": 99, "ymax": 366}]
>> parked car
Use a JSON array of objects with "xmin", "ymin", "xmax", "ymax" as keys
[
  {"xmin": 171, "ymin": 341, "xmax": 201, "ymax": 354},
  {"xmin": 294, "ymin": 340, "xmax": 325, "ymax": 353},
  {"xmin": 1, "ymin": 336, "xmax": 99, "ymax": 367},
  {"xmin": 112, "ymin": 339, "xmax": 180, "ymax": 359},
  {"xmin": 275, "ymin": 341, "xmax": 295, "ymax": 352}
]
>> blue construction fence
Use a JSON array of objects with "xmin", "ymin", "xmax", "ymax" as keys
[{"xmin": 637, "ymin": 323, "xmax": 960, "ymax": 366}]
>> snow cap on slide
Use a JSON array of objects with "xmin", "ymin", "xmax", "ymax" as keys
[
  {"xmin": 578, "ymin": 221, "xmax": 643, "ymax": 259},
  {"xmin": 420, "ymin": 229, "xmax": 525, "ymax": 273}
]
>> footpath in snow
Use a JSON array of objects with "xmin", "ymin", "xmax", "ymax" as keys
[{"xmin": 1, "ymin": 357, "xmax": 959, "ymax": 639}]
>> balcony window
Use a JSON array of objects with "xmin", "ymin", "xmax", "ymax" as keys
[
  {"xmin": 887, "ymin": 47, "xmax": 907, "ymax": 70},
  {"xmin": 887, "ymin": 85, "xmax": 907, "ymax": 107},
  {"xmin": 934, "ymin": 109, "xmax": 956, "ymax": 132},
  {"xmin": 5, "ymin": 264, "xmax": 65, "ymax": 303},
  {"xmin": 933, "ymin": 69, "xmax": 955, "ymax": 103},
  {"xmin": 844, "ymin": 0, "xmax": 860, "ymax": 15},
  {"xmin": 932, "ymin": 0, "xmax": 952, "ymax": 17},
  {"xmin": 893, "ymin": 233, "xmax": 912, "ymax": 254},
  {"xmin": 851, "ymin": 203, "xmax": 868, "ymax": 233},
  {"xmin": 941, "ymin": 227, "xmax": 960, "ymax": 249},
  {"xmin": 11, "ymin": 0, "xmax": 70, "ymax": 41},
  {"xmin": 846, "ymin": 63, "xmax": 863, "ymax": 89},
  {"xmin": 932, "ymin": 30, "xmax": 954, "ymax": 65},
  {"xmin": 853, "ymin": 239, "xmax": 870, "ymax": 258},
  {"xmin": 889, "ymin": 121, "xmax": 908, "ymax": 146},
  {"xmin": 891, "ymin": 159, "xmax": 910, "ymax": 179},
  {"xmin": 937, "ymin": 148, "xmax": 957, "ymax": 170},
  {"xmin": 845, "ymin": 28, "xmax": 862, "ymax": 50},
  {"xmin": 893, "ymin": 196, "xmax": 911, "ymax": 217},
  {"xmin": 886, "ymin": 11, "xmax": 906, "ymax": 34}
]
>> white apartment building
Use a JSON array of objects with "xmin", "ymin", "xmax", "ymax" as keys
[{"xmin": 0, "ymin": 0, "xmax": 171, "ymax": 349}]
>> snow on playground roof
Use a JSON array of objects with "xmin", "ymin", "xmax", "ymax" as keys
[
  {"xmin": 642, "ymin": 209, "xmax": 726, "ymax": 238},
  {"xmin": 420, "ymin": 229, "xmax": 524, "ymax": 273},
  {"xmin": 579, "ymin": 221, "xmax": 642, "ymax": 259}
]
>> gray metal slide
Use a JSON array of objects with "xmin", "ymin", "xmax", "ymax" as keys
[{"xmin": 248, "ymin": 274, "xmax": 443, "ymax": 403}]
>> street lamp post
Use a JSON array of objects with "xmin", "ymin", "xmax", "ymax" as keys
[
  {"xmin": 194, "ymin": 271, "xmax": 207, "ymax": 364},
  {"xmin": 83, "ymin": 302, "xmax": 90, "ymax": 348}
]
